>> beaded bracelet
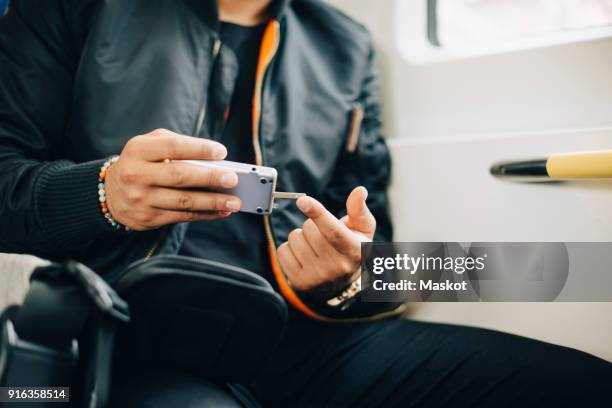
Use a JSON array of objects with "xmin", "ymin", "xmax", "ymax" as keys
[{"xmin": 98, "ymin": 156, "xmax": 130, "ymax": 232}]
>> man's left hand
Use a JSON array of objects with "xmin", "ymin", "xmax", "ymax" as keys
[{"xmin": 277, "ymin": 186, "xmax": 376, "ymax": 296}]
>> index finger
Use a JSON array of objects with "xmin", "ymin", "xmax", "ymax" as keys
[
  {"xmin": 145, "ymin": 161, "xmax": 238, "ymax": 189},
  {"xmin": 137, "ymin": 129, "xmax": 227, "ymax": 162},
  {"xmin": 296, "ymin": 196, "xmax": 355, "ymax": 253}
]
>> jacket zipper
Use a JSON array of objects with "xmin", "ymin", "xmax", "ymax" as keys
[
  {"xmin": 143, "ymin": 230, "xmax": 164, "ymax": 260},
  {"xmin": 251, "ymin": 21, "xmax": 280, "ymax": 257},
  {"xmin": 143, "ymin": 38, "xmax": 223, "ymax": 261}
]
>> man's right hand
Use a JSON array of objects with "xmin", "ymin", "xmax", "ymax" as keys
[{"xmin": 104, "ymin": 128, "xmax": 242, "ymax": 231}]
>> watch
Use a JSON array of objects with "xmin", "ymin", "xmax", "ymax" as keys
[{"xmin": 326, "ymin": 271, "xmax": 362, "ymax": 307}]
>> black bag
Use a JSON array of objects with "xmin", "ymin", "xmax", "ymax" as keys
[
  {"xmin": 1, "ymin": 255, "xmax": 287, "ymax": 406},
  {"xmin": 109, "ymin": 255, "xmax": 288, "ymax": 382}
]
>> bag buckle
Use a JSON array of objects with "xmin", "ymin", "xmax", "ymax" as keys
[{"xmin": 63, "ymin": 261, "xmax": 130, "ymax": 323}]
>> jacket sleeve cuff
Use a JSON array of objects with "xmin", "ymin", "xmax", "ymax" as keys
[{"xmin": 34, "ymin": 159, "xmax": 122, "ymax": 250}]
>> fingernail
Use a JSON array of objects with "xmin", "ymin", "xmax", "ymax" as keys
[
  {"xmin": 226, "ymin": 199, "xmax": 241, "ymax": 212},
  {"xmin": 360, "ymin": 186, "xmax": 368, "ymax": 199},
  {"xmin": 296, "ymin": 197, "xmax": 311, "ymax": 213},
  {"xmin": 220, "ymin": 172, "xmax": 237, "ymax": 188},
  {"xmin": 214, "ymin": 146, "xmax": 227, "ymax": 160}
]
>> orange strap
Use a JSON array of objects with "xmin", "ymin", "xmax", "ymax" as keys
[{"xmin": 252, "ymin": 21, "xmax": 331, "ymax": 321}]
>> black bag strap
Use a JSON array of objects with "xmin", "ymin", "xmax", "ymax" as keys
[
  {"xmin": 12, "ymin": 260, "xmax": 129, "ymax": 407},
  {"xmin": 81, "ymin": 312, "xmax": 121, "ymax": 407}
]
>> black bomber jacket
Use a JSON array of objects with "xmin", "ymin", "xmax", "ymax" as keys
[{"xmin": 0, "ymin": 0, "xmax": 403, "ymax": 320}]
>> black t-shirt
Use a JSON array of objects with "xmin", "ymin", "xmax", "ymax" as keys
[{"xmin": 179, "ymin": 22, "xmax": 270, "ymax": 278}]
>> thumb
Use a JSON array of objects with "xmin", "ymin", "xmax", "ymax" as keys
[{"xmin": 345, "ymin": 186, "xmax": 376, "ymax": 237}]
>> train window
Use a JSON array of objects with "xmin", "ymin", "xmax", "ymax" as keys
[{"xmin": 429, "ymin": 0, "xmax": 612, "ymax": 49}]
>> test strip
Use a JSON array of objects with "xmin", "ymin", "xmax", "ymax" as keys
[{"xmin": 273, "ymin": 192, "xmax": 306, "ymax": 200}]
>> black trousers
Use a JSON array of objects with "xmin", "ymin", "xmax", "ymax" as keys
[{"xmin": 113, "ymin": 318, "xmax": 612, "ymax": 407}]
